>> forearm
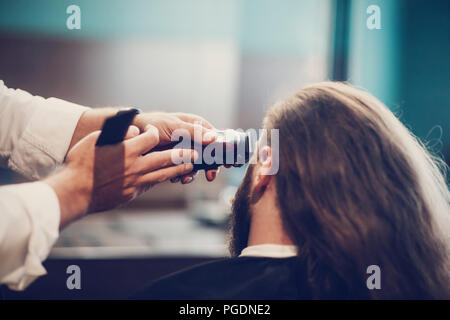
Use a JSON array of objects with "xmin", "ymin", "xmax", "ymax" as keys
[
  {"xmin": 68, "ymin": 107, "xmax": 119, "ymax": 151},
  {"xmin": 44, "ymin": 166, "xmax": 90, "ymax": 229}
]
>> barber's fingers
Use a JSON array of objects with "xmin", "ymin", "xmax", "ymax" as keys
[
  {"xmin": 170, "ymin": 172, "xmax": 195, "ymax": 183},
  {"xmin": 178, "ymin": 171, "xmax": 197, "ymax": 184},
  {"xmin": 171, "ymin": 112, "xmax": 215, "ymax": 129},
  {"xmin": 170, "ymin": 167, "xmax": 218, "ymax": 184},
  {"xmin": 178, "ymin": 122, "xmax": 217, "ymax": 145},
  {"xmin": 135, "ymin": 148, "xmax": 198, "ymax": 174},
  {"xmin": 125, "ymin": 124, "xmax": 159, "ymax": 156},
  {"xmin": 137, "ymin": 162, "xmax": 194, "ymax": 186},
  {"xmin": 205, "ymin": 168, "xmax": 219, "ymax": 182},
  {"xmin": 124, "ymin": 125, "xmax": 140, "ymax": 140},
  {"xmin": 170, "ymin": 166, "xmax": 221, "ymax": 184},
  {"xmin": 170, "ymin": 176, "xmax": 181, "ymax": 183}
]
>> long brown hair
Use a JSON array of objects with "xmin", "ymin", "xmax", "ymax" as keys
[{"xmin": 264, "ymin": 82, "xmax": 450, "ymax": 299}]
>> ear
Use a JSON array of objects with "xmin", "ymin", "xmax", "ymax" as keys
[{"xmin": 253, "ymin": 146, "xmax": 273, "ymax": 192}]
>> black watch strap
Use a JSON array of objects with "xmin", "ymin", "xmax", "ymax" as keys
[{"xmin": 96, "ymin": 108, "xmax": 141, "ymax": 146}]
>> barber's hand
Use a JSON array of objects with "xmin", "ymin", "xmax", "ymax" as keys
[
  {"xmin": 133, "ymin": 112, "xmax": 216, "ymax": 145},
  {"xmin": 133, "ymin": 112, "xmax": 220, "ymax": 183},
  {"xmin": 45, "ymin": 125, "xmax": 197, "ymax": 228}
]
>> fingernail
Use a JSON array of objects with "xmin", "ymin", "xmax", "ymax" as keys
[
  {"xmin": 130, "ymin": 125, "xmax": 140, "ymax": 136},
  {"xmin": 203, "ymin": 130, "xmax": 217, "ymax": 143},
  {"xmin": 185, "ymin": 176, "xmax": 193, "ymax": 184}
]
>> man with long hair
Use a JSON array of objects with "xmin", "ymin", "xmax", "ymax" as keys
[{"xmin": 136, "ymin": 82, "xmax": 450, "ymax": 299}]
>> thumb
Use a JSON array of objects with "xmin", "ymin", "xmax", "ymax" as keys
[
  {"xmin": 87, "ymin": 130, "xmax": 102, "ymax": 143},
  {"xmin": 124, "ymin": 125, "xmax": 140, "ymax": 140}
]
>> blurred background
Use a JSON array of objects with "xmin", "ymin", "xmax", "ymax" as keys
[{"xmin": 0, "ymin": 0, "xmax": 449, "ymax": 298}]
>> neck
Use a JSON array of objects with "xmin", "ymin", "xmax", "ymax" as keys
[{"xmin": 247, "ymin": 184, "xmax": 294, "ymax": 247}]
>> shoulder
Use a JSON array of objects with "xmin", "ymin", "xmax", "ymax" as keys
[{"xmin": 132, "ymin": 257, "xmax": 306, "ymax": 300}]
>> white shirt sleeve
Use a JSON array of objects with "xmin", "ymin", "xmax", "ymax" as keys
[
  {"xmin": 0, "ymin": 80, "xmax": 90, "ymax": 290},
  {"xmin": 0, "ymin": 80, "xmax": 90, "ymax": 179},
  {"xmin": 0, "ymin": 182, "xmax": 60, "ymax": 291}
]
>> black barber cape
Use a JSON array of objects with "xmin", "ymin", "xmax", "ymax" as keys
[{"xmin": 132, "ymin": 257, "xmax": 311, "ymax": 299}]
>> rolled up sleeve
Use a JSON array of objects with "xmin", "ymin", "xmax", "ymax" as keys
[
  {"xmin": 0, "ymin": 182, "xmax": 60, "ymax": 291},
  {"xmin": 0, "ymin": 80, "xmax": 89, "ymax": 180},
  {"xmin": 0, "ymin": 80, "xmax": 89, "ymax": 290}
]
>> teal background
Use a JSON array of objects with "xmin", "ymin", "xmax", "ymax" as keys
[
  {"xmin": 347, "ymin": 0, "xmax": 450, "ymax": 156},
  {"xmin": 0, "ymin": 0, "xmax": 328, "ymax": 56},
  {"xmin": 348, "ymin": 0, "xmax": 401, "ymax": 108}
]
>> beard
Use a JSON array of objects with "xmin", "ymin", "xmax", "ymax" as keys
[{"xmin": 229, "ymin": 164, "xmax": 255, "ymax": 257}]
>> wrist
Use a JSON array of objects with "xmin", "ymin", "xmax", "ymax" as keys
[
  {"xmin": 69, "ymin": 107, "xmax": 119, "ymax": 151},
  {"xmin": 44, "ymin": 166, "xmax": 91, "ymax": 229}
]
